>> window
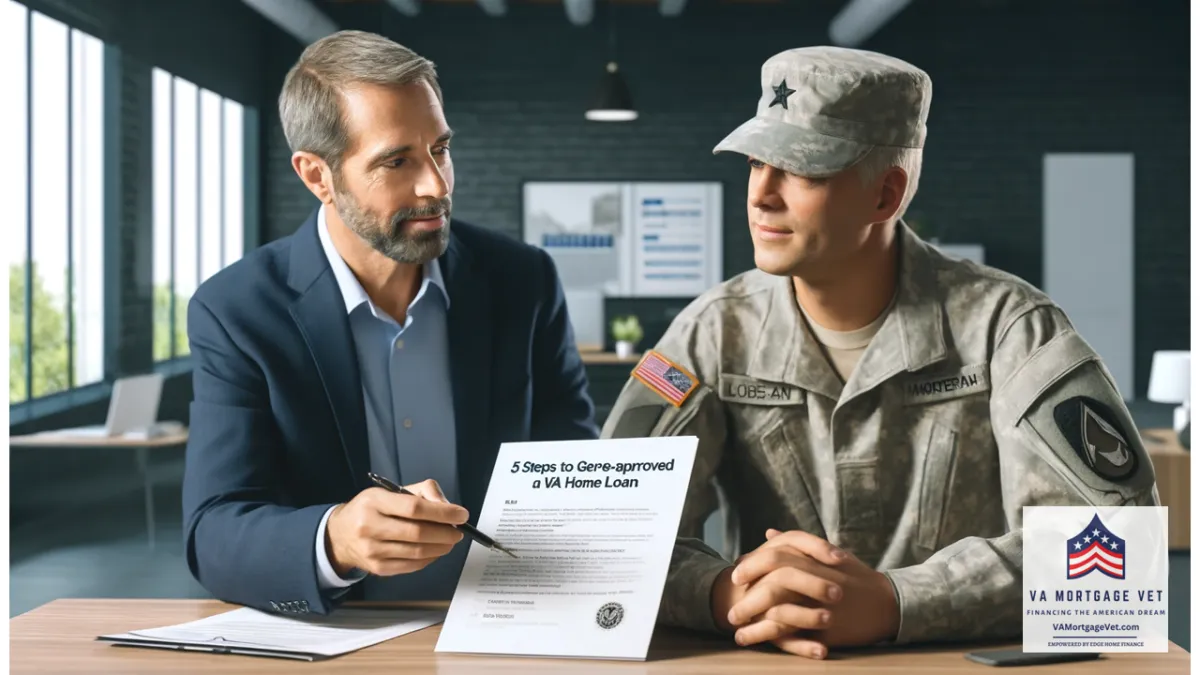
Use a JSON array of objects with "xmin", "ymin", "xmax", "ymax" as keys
[
  {"xmin": 152, "ymin": 68, "xmax": 245, "ymax": 361},
  {"xmin": 5, "ymin": 1, "xmax": 106, "ymax": 404}
]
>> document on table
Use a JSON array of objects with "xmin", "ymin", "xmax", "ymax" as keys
[
  {"xmin": 435, "ymin": 436, "xmax": 699, "ymax": 661},
  {"xmin": 97, "ymin": 607, "xmax": 445, "ymax": 661}
]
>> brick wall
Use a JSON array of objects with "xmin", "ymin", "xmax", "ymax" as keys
[
  {"xmin": 263, "ymin": 0, "xmax": 1188, "ymax": 397},
  {"xmin": 105, "ymin": 49, "xmax": 154, "ymax": 380}
]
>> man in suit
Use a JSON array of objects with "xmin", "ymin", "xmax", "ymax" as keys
[{"xmin": 182, "ymin": 30, "xmax": 597, "ymax": 616}]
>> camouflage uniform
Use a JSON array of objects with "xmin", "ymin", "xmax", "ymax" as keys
[{"xmin": 601, "ymin": 47, "xmax": 1160, "ymax": 645}]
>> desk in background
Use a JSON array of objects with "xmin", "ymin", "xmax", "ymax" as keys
[
  {"xmin": 8, "ymin": 430, "xmax": 189, "ymax": 549},
  {"xmin": 9, "ymin": 599, "xmax": 1189, "ymax": 674},
  {"xmin": 1142, "ymin": 428, "xmax": 1190, "ymax": 550}
]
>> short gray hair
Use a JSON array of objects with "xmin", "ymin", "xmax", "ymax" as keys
[
  {"xmin": 279, "ymin": 30, "xmax": 442, "ymax": 174},
  {"xmin": 854, "ymin": 145, "xmax": 923, "ymax": 221}
]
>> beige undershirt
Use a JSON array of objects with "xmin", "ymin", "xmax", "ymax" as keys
[{"xmin": 798, "ymin": 294, "xmax": 897, "ymax": 384}]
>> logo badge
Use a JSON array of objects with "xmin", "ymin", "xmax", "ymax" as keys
[
  {"xmin": 1023, "ymin": 506, "xmax": 1168, "ymax": 653},
  {"xmin": 1067, "ymin": 514, "xmax": 1125, "ymax": 580},
  {"xmin": 1053, "ymin": 397, "xmax": 1138, "ymax": 481},
  {"xmin": 596, "ymin": 602, "xmax": 624, "ymax": 629}
]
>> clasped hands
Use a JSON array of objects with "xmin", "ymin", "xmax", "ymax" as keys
[{"xmin": 710, "ymin": 529, "xmax": 900, "ymax": 659}]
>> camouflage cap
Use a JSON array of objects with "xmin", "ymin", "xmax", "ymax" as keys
[{"xmin": 713, "ymin": 46, "xmax": 931, "ymax": 177}]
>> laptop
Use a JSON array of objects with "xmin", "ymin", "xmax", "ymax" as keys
[{"xmin": 57, "ymin": 373, "xmax": 168, "ymax": 438}]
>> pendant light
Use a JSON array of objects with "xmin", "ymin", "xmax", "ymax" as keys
[
  {"xmin": 586, "ymin": 1, "xmax": 637, "ymax": 121},
  {"xmin": 586, "ymin": 62, "xmax": 637, "ymax": 121}
]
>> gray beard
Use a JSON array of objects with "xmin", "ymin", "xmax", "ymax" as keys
[{"xmin": 334, "ymin": 191, "xmax": 451, "ymax": 264}]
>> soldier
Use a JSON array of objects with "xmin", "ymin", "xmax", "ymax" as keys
[{"xmin": 602, "ymin": 46, "xmax": 1159, "ymax": 659}]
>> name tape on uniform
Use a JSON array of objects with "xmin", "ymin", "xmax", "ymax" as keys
[
  {"xmin": 718, "ymin": 373, "xmax": 805, "ymax": 406},
  {"xmin": 903, "ymin": 363, "xmax": 990, "ymax": 405}
]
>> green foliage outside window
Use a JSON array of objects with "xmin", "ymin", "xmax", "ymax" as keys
[{"xmin": 9, "ymin": 262, "xmax": 68, "ymax": 402}]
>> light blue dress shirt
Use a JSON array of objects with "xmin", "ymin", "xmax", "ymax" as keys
[{"xmin": 313, "ymin": 205, "xmax": 465, "ymax": 599}]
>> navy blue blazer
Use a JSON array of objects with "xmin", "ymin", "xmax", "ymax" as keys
[{"xmin": 181, "ymin": 209, "xmax": 598, "ymax": 614}]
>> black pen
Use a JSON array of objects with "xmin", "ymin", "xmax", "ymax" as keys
[{"xmin": 367, "ymin": 472, "xmax": 519, "ymax": 559}]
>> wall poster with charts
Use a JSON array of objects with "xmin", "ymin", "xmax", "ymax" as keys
[{"xmin": 522, "ymin": 181, "xmax": 723, "ymax": 345}]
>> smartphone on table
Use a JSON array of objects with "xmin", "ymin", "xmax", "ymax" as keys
[{"xmin": 964, "ymin": 649, "xmax": 1101, "ymax": 667}]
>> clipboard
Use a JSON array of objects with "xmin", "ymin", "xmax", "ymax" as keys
[{"xmin": 97, "ymin": 634, "xmax": 330, "ymax": 661}]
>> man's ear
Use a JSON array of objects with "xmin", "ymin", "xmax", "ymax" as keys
[
  {"xmin": 292, "ymin": 151, "xmax": 335, "ymax": 205},
  {"xmin": 873, "ymin": 166, "xmax": 908, "ymax": 221}
]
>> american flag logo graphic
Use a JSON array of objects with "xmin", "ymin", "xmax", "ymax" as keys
[
  {"xmin": 1067, "ymin": 514, "xmax": 1125, "ymax": 580},
  {"xmin": 632, "ymin": 351, "xmax": 698, "ymax": 407}
]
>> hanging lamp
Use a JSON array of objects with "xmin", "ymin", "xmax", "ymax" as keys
[
  {"xmin": 585, "ymin": 1, "xmax": 637, "ymax": 121},
  {"xmin": 586, "ymin": 62, "xmax": 637, "ymax": 121}
]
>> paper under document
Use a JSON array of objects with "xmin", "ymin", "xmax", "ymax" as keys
[
  {"xmin": 97, "ymin": 607, "xmax": 445, "ymax": 661},
  {"xmin": 435, "ymin": 436, "xmax": 699, "ymax": 660}
]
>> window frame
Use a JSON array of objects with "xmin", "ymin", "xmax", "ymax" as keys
[
  {"xmin": 9, "ymin": 6, "xmax": 108, "ymax": 417},
  {"xmin": 152, "ymin": 68, "xmax": 250, "ymax": 364},
  {"xmin": 9, "ymin": 1, "xmax": 261, "ymax": 425}
]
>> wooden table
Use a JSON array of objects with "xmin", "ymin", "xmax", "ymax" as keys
[
  {"xmin": 9, "ymin": 429, "xmax": 189, "ymax": 549},
  {"xmin": 1142, "ymin": 428, "xmax": 1190, "ymax": 549},
  {"xmin": 9, "ymin": 599, "xmax": 1189, "ymax": 673}
]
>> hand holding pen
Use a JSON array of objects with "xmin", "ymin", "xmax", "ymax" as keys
[
  {"xmin": 323, "ymin": 476, "xmax": 485, "ymax": 579},
  {"xmin": 368, "ymin": 472, "xmax": 518, "ymax": 558}
]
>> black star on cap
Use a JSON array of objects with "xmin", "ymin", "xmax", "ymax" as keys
[{"xmin": 769, "ymin": 79, "xmax": 795, "ymax": 109}]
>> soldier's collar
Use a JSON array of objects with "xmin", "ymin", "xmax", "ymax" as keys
[
  {"xmin": 831, "ymin": 223, "xmax": 949, "ymax": 403},
  {"xmin": 745, "ymin": 275, "xmax": 845, "ymax": 402},
  {"xmin": 745, "ymin": 221, "xmax": 949, "ymax": 403},
  {"xmin": 890, "ymin": 220, "xmax": 948, "ymax": 372}
]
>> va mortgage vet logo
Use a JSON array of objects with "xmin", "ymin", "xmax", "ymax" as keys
[
  {"xmin": 1066, "ymin": 514, "xmax": 1125, "ymax": 580},
  {"xmin": 1023, "ymin": 507, "xmax": 1168, "ymax": 653}
]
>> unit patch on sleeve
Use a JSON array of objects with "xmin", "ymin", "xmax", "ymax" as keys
[
  {"xmin": 632, "ymin": 351, "xmax": 699, "ymax": 408},
  {"xmin": 1053, "ymin": 396, "xmax": 1138, "ymax": 482}
]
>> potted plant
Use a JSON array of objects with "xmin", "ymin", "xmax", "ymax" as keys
[{"xmin": 610, "ymin": 315, "xmax": 643, "ymax": 359}]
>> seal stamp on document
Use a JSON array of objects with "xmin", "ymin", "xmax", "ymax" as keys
[{"xmin": 596, "ymin": 602, "xmax": 624, "ymax": 629}]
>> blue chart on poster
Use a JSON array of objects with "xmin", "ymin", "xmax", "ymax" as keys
[
  {"xmin": 631, "ymin": 185, "xmax": 718, "ymax": 297},
  {"xmin": 542, "ymin": 234, "xmax": 616, "ymax": 248}
]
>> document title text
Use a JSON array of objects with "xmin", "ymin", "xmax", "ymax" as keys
[{"xmin": 509, "ymin": 459, "xmax": 677, "ymax": 489}]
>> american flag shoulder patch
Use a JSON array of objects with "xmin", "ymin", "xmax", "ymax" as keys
[{"xmin": 632, "ymin": 350, "xmax": 699, "ymax": 407}]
